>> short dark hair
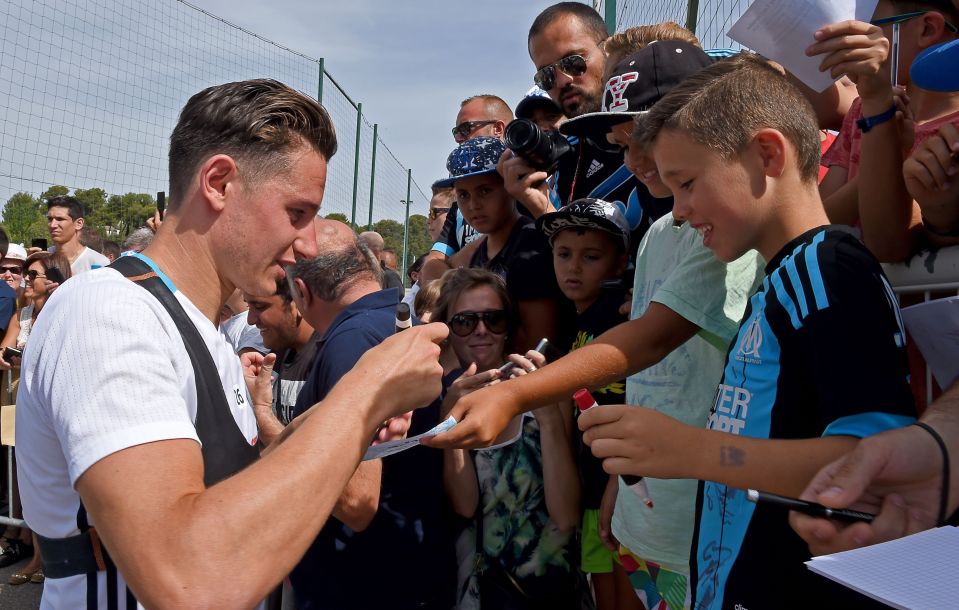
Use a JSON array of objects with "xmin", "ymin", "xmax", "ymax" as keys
[
  {"xmin": 46, "ymin": 195, "xmax": 85, "ymax": 221},
  {"xmin": 529, "ymin": 2, "xmax": 609, "ymax": 45},
  {"xmin": 101, "ymin": 240, "xmax": 121, "ymax": 261},
  {"xmin": 893, "ymin": 1, "xmax": 959, "ymax": 23},
  {"xmin": 0, "ymin": 228, "xmax": 8, "ymax": 260},
  {"xmin": 79, "ymin": 227, "xmax": 103, "ymax": 252},
  {"xmin": 432, "ymin": 268, "xmax": 515, "ymax": 341},
  {"xmin": 288, "ymin": 236, "xmax": 382, "ymax": 302},
  {"xmin": 636, "ymin": 54, "xmax": 821, "ymax": 184},
  {"xmin": 168, "ymin": 79, "xmax": 337, "ymax": 208}
]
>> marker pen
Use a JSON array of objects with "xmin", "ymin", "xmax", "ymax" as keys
[
  {"xmin": 746, "ymin": 489, "xmax": 875, "ymax": 523},
  {"xmin": 395, "ymin": 302, "xmax": 412, "ymax": 333},
  {"xmin": 574, "ymin": 388, "xmax": 654, "ymax": 508}
]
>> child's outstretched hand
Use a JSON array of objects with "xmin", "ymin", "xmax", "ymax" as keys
[{"xmin": 579, "ymin": 404, "xmax": 696, "ymax": 480}]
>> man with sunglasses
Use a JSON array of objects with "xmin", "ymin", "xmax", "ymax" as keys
[
  {"xmin": 497, "ymin": 2, "xmax": 672, "ymax": 257},
  {"xmin": 812, "ymin": 0, "xmax": 959, "ymax": 262},
  {"xmin": 0, "ymin": 230, "xmax": 14, "ymax": 334}
]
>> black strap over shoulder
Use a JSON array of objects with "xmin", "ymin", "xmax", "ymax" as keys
[
  {"xmin": 110, "ymin": 255, "xmax": 259, "ymax": 485},
  {"xmin": 39, "ymin": 256, "xmax": 259, "ymax": 590}
]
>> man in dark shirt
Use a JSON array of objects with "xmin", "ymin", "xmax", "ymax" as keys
[
  {"xmin": 500, "ymin": 2, "xmax": 673, "ymax": 257},
  {"xmin": 242, "ymin": 279, "xmax": 319, "ymax": 446},
  {"xmin": 287, "ymin": 219, "xmax": 454, "ymax": 610},
  {"xmin": 358, "ymin": 230, "xmax": 404, "ymax": 295}
]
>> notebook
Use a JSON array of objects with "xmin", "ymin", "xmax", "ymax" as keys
[{"xmin": 806, "ymin": 526, "xmax": 959, "ymax": 609}]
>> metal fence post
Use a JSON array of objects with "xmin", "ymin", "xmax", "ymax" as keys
[
  {"xmin": 367, "ymin": 123, "xmax": 378, "ymax": 230},
  {"xmin": 350, "ymin": 102, "xmax": 363, "ymax": 229},
  {"xmin": 686, "ymin": 0, "xmax": 700, "ymax": 36},
  {"xmin": 317, "ymin": 58, "xmax": 325, "ymax": 103},
  {"xmin": 605, "ymin": 0, "xmax": 616, "ymax": 34},
  {"xmin": 400, "ymin": 169, "xmax": 412, "ymax": 285}
]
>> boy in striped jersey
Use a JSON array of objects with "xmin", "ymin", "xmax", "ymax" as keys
[{"xmin": 579, "ymin": 54, "xmax": 917, "ymax": 609}]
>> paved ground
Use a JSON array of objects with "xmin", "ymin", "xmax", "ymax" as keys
[{"xmin": 0, "ymin": 552, "xmax": 43, "ymax": 609}]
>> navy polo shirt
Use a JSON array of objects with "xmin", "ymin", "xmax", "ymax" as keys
[{"xmin": 290, "ymin": 287, "xmax": 455, "ymax": 610}]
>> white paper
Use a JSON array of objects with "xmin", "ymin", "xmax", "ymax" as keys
[
  {"xmin": 806, "ymin": 526, "xmax": 959, "ymax": 609},
  {"xmin": 901, "ymin": 296, "xmax": 959, "ymax": 390},
  {"xmin": 727, "ymin": 0, "xmax": 880, "ymax": 92},
  {"xmin": 362, "ymin": 416, "xmax": 456, "ymax": 461}
]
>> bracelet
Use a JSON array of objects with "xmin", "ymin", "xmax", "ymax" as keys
[
  {"xmin": 912, "ymin": 422, "xmax": 951, "ymax": 525},
  {"xmin": 856, "ymin": 104, "xmax": 897, "ymax": 133},
  {"xmin": 921, "ymin": 214, "xmax": 959, "ymax": 238}
]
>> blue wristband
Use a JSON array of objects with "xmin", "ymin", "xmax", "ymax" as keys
[{"xmin": 855, "ymin": 104, "xmax": 897, "ymax": 133}]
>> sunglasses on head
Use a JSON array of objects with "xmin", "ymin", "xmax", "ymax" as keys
[
  {"xmin": 870, "ymin": 11, "xmax": 959, "ymax": 33},
  {"xmin": 428, "ymin": 207, "xmax": 451, "ymax": 220},
  {"xmin": 448, "ymin": 309, "xmax": 509, "ymax": 337},
  {"xmin": 534, "ymin": 54, "xmax": 588, "ymax": 91},
  {"xmin": 0, "ymin": 266, "xmax": 22, "ymax": 275},
  {"xmin": 26, "ymin": 269, "xmax": 46, "ymax": 280},
  {"xmin": 451, "ymin": 120, "xmax": 497, "ymax": 140}
]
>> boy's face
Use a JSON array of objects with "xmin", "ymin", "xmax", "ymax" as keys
[
  {"xmin": 552, "ymin": 228, "xmax": 625, "ymax": 312},
  {"xmin": 608, "ymin": 122, "xmax": 671, "ymax": 199},
  {"xmin": 454, "ymin": 174, "xmax": 515, "ymax": 236},
  {"xmin": 653, "ymin": 130, "xmax": 764, "ymax": 263},
  {"xmin": 870, "ymin": 0, "xmax": 953, "ymax": 86}
]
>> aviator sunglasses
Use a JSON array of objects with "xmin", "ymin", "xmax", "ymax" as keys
[
  {"xmin": 448, "ymin": 309, "xmax": 509, "ymax": 337},
  {"xmin": 533, "ymin": 54, "xmax": 588, "ymax": 91},
  {"xmin": 451, "ymin": 120, "xmax": 497, "ymax": 140}
]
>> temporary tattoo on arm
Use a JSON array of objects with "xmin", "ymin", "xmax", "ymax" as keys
[{"xmin": 720, "ymin": 446, "xmax": 746, "ymax": 467}]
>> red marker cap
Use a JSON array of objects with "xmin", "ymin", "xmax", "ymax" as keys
[{"xmin": 573, "ymin": 388, "xmax": 597, "ymax": 411}]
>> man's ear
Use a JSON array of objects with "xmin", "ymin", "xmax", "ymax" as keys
[
  {"xmin": 198, "ymin": 154, "xmax": 241, "ymax": 213},
  {"xmin": 75, "ymin": 217, "xmax": 85, "ymax": 231},
  {"xmin": 292, "ymin": 277, "xmax": 311, "ymax": 310},
  {"xmin": 918, "ymin": 12, "xmax": 953, "ymax": 49},
  {"xmin": 492, "ymin": 120, "xmax": 507, "ymax": 138}
]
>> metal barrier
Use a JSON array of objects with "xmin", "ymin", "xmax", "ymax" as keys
[
  {"xmin": 1, "ymin": 369, "xmax": 23, "ymax": 528},
  {"xmin": 884, "ymin": 246, "xmax": 959, "ymax": 408}
]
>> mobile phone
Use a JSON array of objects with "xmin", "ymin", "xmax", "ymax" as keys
[
  {"xmin": 3, "ymin": 347, "xmax": 22, "ymax": 361},
  {"xmin": 31, "ymin": 238, "xmax": 48, "ymax": 251},
  {"xmin": 157, "ymin": 191, "xmax": 166, "ymax": 220}
]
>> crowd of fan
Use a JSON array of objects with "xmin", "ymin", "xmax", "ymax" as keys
[{"xmin": 3, "ymin": 1, "xmax": 959, "ymax": 609}]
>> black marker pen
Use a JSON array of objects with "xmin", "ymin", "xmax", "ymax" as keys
[{"xmin": 746, "ymin": 489, "xmax": 875, "ymax": 523}]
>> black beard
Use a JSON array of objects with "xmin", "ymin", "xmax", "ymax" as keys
[{"xmin": 561, "ymin": 87, "xmax": 602, "ymax": 118}]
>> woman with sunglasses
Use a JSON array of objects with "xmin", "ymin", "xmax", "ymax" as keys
[
  {"xmin": 435, "ymin": 268, "xmax": 582, "ymax": 610},
  {"xmin": 0, "ymin": 251, "xmax": 71, "ymax": 585}
]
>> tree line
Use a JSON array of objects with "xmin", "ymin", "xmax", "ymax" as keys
[{"xmin": 1, "ymin": 188, "xmax": 434, "ymax": 268}]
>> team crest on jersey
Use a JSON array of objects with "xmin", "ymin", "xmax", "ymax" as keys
[
  {"xmin": 736, "ymin": 316, "xmax": 763, "ymax": 364},
  {"xmin": 604, "ymin": 72, "xmax": 638, "ymax": 112}
]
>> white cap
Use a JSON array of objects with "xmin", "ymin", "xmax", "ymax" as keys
[{"xmin": 5, "ymin": 244, "xmax": 27, "ymax": 262}]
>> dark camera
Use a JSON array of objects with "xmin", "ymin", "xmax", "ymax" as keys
[
  {"xmin": 504, "ymin": 119, "xmax": 572, "ymax": 172},
  {"xmin": 3, "ymin": 347, "xmax": 22, "ymax": 361}
]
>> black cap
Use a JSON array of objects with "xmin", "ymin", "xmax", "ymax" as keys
[
  {"xmin": 536, "ymin": 198, "xmax": 631, "ymax": 252},
  {"xmin": 560, "ymin": 40, "xmax": 712, "ymax": 138}
]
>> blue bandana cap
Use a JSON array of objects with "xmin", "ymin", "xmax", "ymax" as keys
[{"xmin": 434, "ymin": 136, "xmax": 507, "ymax": 187}]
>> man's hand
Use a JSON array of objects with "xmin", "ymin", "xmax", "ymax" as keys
[
  {"xmin": 579, "ymin": 404, "xmax": 695, "ymax": 480},
  {"xmin": 807, "ymin": 20, "xmax": 890, "ymax": 101},
  {"xmin": 789, "ymin": 424, "xmax": 944, "ymax": 556},
  {"xmin": 497, "ymin": 150, "xmax": 552, "ymax": 218},
  {"xmin": 147, "ymin": 210, "xmax": 162, "ymax": 233},
  {"xmin": 347, "ymin": 322, "xmax": 449, "ymax": 424},
  {"xmin": 371, "ymin": 412, "xmax": 413, "ymax": 445},
  {"xmin": 242, "ymin": 352, "xmax": 276, "ymax": 410}
]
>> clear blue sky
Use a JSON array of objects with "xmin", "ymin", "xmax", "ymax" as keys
[{"xmin": 189, "ymin": 0, "xmax": 565, "ymax": 193}]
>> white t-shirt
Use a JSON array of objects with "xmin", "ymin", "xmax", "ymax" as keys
[
  {"xmin": 16, "ymin": 261, "xmax": 260, "ymax": 610},
  {"xmin": 220, "ymin": 311, "xmax": 267, "ymax": 354},
  {"xmin": 70, "ymin": 246, "xmax": 110, "ymax": 274},
  {"xmin": 613, "ymin": 215, "xmax": 764, "ymax": 573}
]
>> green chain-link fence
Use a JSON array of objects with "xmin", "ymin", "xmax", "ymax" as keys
[{"xmin": 0, "ymin": 0, "xmax": 431, "ymax": 277}]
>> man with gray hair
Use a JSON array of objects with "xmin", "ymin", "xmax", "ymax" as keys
[
  {"xmin": 358, "ymin": 229, "xmax": 403, "ymax": 294},
  {"xmin": 285, "ymin": 219, "xmax": 455, "ymax": 610},
  {"xmin": 120, "ymin": 226, "xmax": 154, "ymax": 254}
]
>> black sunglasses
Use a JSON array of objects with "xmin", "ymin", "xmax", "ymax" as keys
[
  {"xmin": 428, "ymin": 207, "xmax": 451, "ymax": 220},
  {"xmin": 0, "ymin": 266, "xmax": 22, "ymax": 275},
  {"xmin": 26, "ymin": 269, "xmax": 46, "ymax": 280},
  {"xmin": 451, "ymin": 120, "xmax": 497, "ymax": 140},
  {"xmin": 448, "ymin": 309, "xmax": 509, "ymax": 337},
  {"xmin": 534, "ymin": 54, "xmax": 588, "ymax": 91}
]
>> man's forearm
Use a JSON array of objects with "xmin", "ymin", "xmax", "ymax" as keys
[
  {"xmin": 921, "ymin": 380, "xmax": 959, "ymax": 510},
  {"xmin": 331, "ymin": 460, "xmax": 381, "ymax": 531}
]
